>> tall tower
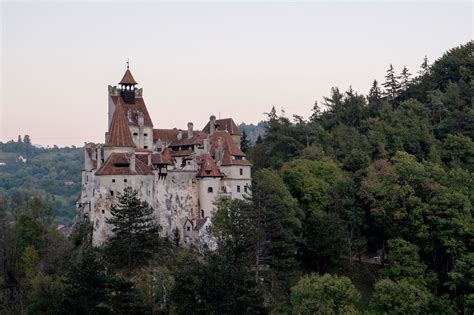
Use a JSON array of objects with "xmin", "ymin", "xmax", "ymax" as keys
[{"xmin": 119, "ymin": 63, "xmax": 138, "ymax": 104}]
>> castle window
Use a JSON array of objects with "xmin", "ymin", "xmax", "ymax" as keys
[
  {"xmin": 244, "ymin": 185, "xmax": 248, "ymax": 193},
  {"xmin": 237, "ymin": 185, "xmax": 241, "ymax": 193},
  {"xmin": 102, "ymin": 209, "xmax": 105, "ymax": 214},
  {"xmin": 201, "ymin": 209, "xmax": 204, "ymax": 218},
  {"xmin": 144, "ymin": 133, "xmax": 148, "ymax": 137},
  {"xmin": 208, "ymin": 187, "xmax": 213, "ymax": 193},
  {"xmin": 110, "ymin": 190, "xmax": 114, "ymax": 196},
  {"xmin": 240, "ymin": 168, "xmax": 243, "ymax": 175},
  {"xmin": 187, "ymin": 226, "xmax": 191, "ymax": 231},
  {"xmin": 144, "ymin": 146, "xmax": 148, "ymax": 149},
  {"xmin": 157, "ymin": 148, "xmax": 162, "ymax": 152},
  {"xmin": 124, "ymin": 179, "xmax": 127, "ymax": 183},
  {"xmin": 112, "ymin": 179, "xmax": 115, "ymax": 183},
  {"xmin": 235, "ymin": 156, "xmax": 243, "ymax": 160},
  {"xmin": 133, "ymin": 132, "xmax": 138, "ymax": 136}
]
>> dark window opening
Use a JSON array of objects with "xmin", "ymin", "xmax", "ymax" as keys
[
  {"xmin": 244, "ymin": 186, "xmax": 248, "ymax": 193},
  {"xmin": 237, "ymin": 185, "xmax": 241, "ymax": 193},
  {"xmin": 133, "ymin": 132, "xmax": 138, "ymax": 136},
  {"xmin": 201, "ymin": 209, "xmax": 204, "ymax": 218},
  {"xmin": 208, "ymin": 187, "xmax": 213, "ymax": 193},
  {"xmin": 235, "ymin": 156, "xmax": 243, "ymax": 160},
  {"xmin": 114, "ymin": 163, "xmax": 130, "ymax": 168},
  {"xmin": 112, "ymin": 179, "xmax": 115, "ymax": 183},
  {"xmin": 102, "ymin": 209, "xmax": 105, "ymax": 214},
  {"xmin": 187, "ymin": 226, "xmax": 191, "ymax": 231},
  {"xmin": 240, "ymin": 168, "xmax": 243, "ymax": 175},
  {"xmin": 144, "ymin": 133, "xmax": 148, "ymax": 136},
  {"xmin": 124, "ymin": 179, "xmax": 127, "ymax": 183},
  {"xmin": 144, "ymin": 146, "xmax": 148, "ymax": 149},
  {"xmin": 110, "ymin": 190, "xmax": 114, "ymax": 196}
]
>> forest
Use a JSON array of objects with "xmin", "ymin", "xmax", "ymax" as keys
[{"xmin": 0, "ymin": 41, "xmax": 472, "ymax": 314}]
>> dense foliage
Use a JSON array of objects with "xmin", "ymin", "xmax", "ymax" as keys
[
  {"xmin": 0, "ymin": 42, "xmax": 472, "ymax": 314},
  {"xmin": 0, "ymin": 139, "xmax": 82, "ymax": 224}
]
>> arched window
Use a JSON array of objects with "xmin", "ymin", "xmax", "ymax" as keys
[{"xmin": 207, "ymin": 187, "xmax": 213, "ymax": 193}]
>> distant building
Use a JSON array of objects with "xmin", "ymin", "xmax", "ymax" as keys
[
  {"xmin": 17, "ymin": 155, "xmax": 27, "ymax": 163},
  {"xmin": 78, "ymin": 67, "xmax": 251, "ymax": 247},
  {"xmin": 0, "ymin": 160, "xmax": 6, "ymax": 166}
]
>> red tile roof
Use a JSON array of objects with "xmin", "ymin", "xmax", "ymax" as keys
[
  {"xmin": 106, "ymin": 99, "xmax": 136, "ymax": 148},
  {"xmin": 169, "ymin": 131, "xmax": 207, "ymax": 147},
  {"xmin": 210, "ymin": 131, "xmax": 251, "ymax": 166},
  {"xmin": 161, "ymin": 148, "xmax": 174, "ymax": 164},
  {"xmin": 196, "ymin": 153, "xmax": 223, "ymax": 177},
  {"xmin": 119, "ymin": 69, "xmax": 138, "ymax": 85},
  {"xmin": 95, "ymin": 153, "xmax": 153, "ymax": 176},
  {"xmin": 110, "ymin": 96, "xmax": 153, "ymax": 128},
  {"xmin": 153, "ymin": 128, "xmax": 179, "ymax": 144},
  {"xmin": 202, "ymin": 118, "xmax": 241, "ymax": 136}
]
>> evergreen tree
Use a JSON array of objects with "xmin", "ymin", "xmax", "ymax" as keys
[
  {"xmin": 105, "ymin": 187, "xmax": 161, "ymax": 268},
  {"xmin": 419, "ymin": 55, "xmax": 430, "ymax": 76},
  {"xmin": 309, "ymin": 100, "xmax": 322, "ymax": 122},
  {"xmin": 241, "ymin": 130, "xmax": 250, "ymax": 153},
  {"xmin": 23, "ymin": 135, "xmax": 31, "ymax": 146},
  {"xmin": 17, "ymin": 135, "xmax": 22, "ymax": 143},
  {"xmin": 368, "ymin": 80, "xmax": 382, "ymax": 104},
  {"xmin": 382, "ymin": 64, "xmax": 401, "ymax": 104},
  {"xmin": 400, "ymin": 67, "xmax": 412, "ymax": 91}
]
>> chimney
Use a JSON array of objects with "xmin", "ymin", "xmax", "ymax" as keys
[
  {"xmin": 138, "ymin": 112, "xmax": 144, "ymax": 126},
  {"xmin": 187, "ymin": 122, "xmax": 194, "ymax": 139},
  {"xmin": 177, "ymin": 129, "xmax": 183, "ymax": 140},
  {"xmin": 130, "ymin": 153, "xmax": 136, "ymax": 173},
  {"xmin": 209, "ymin": 115, "xmax": 216, "ymax": 136},
  {"xmin": 147, "ymin": 153, "xmax": 152, "ymax": 167},
  {"xmin": 97, "ymin": 145, "xmax": 103, "ymax": 169}
]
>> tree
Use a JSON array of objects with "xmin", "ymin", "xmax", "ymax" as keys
[
  {"xmin": 290, "ymin": 274, "xmax": 361, "ymax": 315},
  {"xmin": 105, "ymin": 187, "xmax": 161, "ymax": 268},
  {"xmin": 17, "ymin": 135, "xmax": 22, "ymax": 143},
  {"xmin": 368, "ymin": 80, "xmax": 382, "ymax": 104},
  {"xmin": 370, "ymin": 279, "xmax": 432, "ymax": 315},
  {"xmin": 382, "ymin": 64, "xmax": 401, "ymax": 104},
  {"xmin": 400, "ymin": 67, "xmax": 411, "ymax": 91},
  {"xmin": 419, "ymin": 55, "xmax": 430, "ymax": 76},
  {"xmin": 384, "ymin": 238, "xmax": 427, "ymax": 284},
  {"xmin": 241, "ymin": 130, "xmax": 250, "ymax": 153},
  {"xmin": 251, "ymin": 169, "xmax": 302, "ymax": 299},
  {"xmin": 23, "ymin": 135, "xmax": 32, "ymax": 146}
]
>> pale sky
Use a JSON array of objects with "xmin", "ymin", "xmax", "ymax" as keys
[{"xmin": 1, "ymin": 1, "xmax": 472, "ymax": 147}]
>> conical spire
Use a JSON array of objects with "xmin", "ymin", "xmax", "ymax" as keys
[
  {"xmin": 106, "ymin": 98, "xmax": 136, "ymax": 147},
  {"xmin": 119, "ymin": 69, "xmax": 138, "ymax": 85}
]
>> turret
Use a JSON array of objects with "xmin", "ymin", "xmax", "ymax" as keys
[{"xmin": 119, "ymin": 64, "xmax": 138, "ymax": 104}]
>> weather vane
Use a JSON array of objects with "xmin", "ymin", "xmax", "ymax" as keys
[{"xmin": 126, "ymin": 58, "xmax": 129, "ymax": 69}]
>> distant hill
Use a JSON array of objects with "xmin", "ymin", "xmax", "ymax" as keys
[
  {"xmin": 239, "ymin": 121, "xmax": 266, "ymax": 144},
  {"xmin": 0, "ymin": 139, "xmax": 82, "ymax": 224}
]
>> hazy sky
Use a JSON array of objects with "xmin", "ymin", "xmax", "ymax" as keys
[{"xmin": 1, "ymin": 1, "xmax": 472, "ymax": 147}]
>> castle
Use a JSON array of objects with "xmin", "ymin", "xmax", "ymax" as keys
[{"xmin": 78, "ymin": 67, "xmax": 251, "ymax": 246}]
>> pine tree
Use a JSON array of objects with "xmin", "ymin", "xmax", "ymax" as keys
[
  {"xmin": 367, "ymin": 80, "xmax": 382, "ymax": 104},
  {"xmin": 241, "ymin": 130, "xmax": 250, "ymax": 153},
  {"xmin": 17, "ymin": 135, "xmax": 22, "ymax": 143},
  {"xmin": 400, "ymin": 67, "xmax": 411, "ymax": 91},
  {"xmin": 309, "ymin": 100, "xmax": 322, "ymax": 122},
  {"xmin": 382, "ymin": 64, "xmax": 401, "ymax": 104},
  {"xmin": 106, "ymin": 187, "xmax": 161, "ymax": 268},
  {"xmin": 419, "ymin": 55, "xmax": 430, "ymax": 76}
]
